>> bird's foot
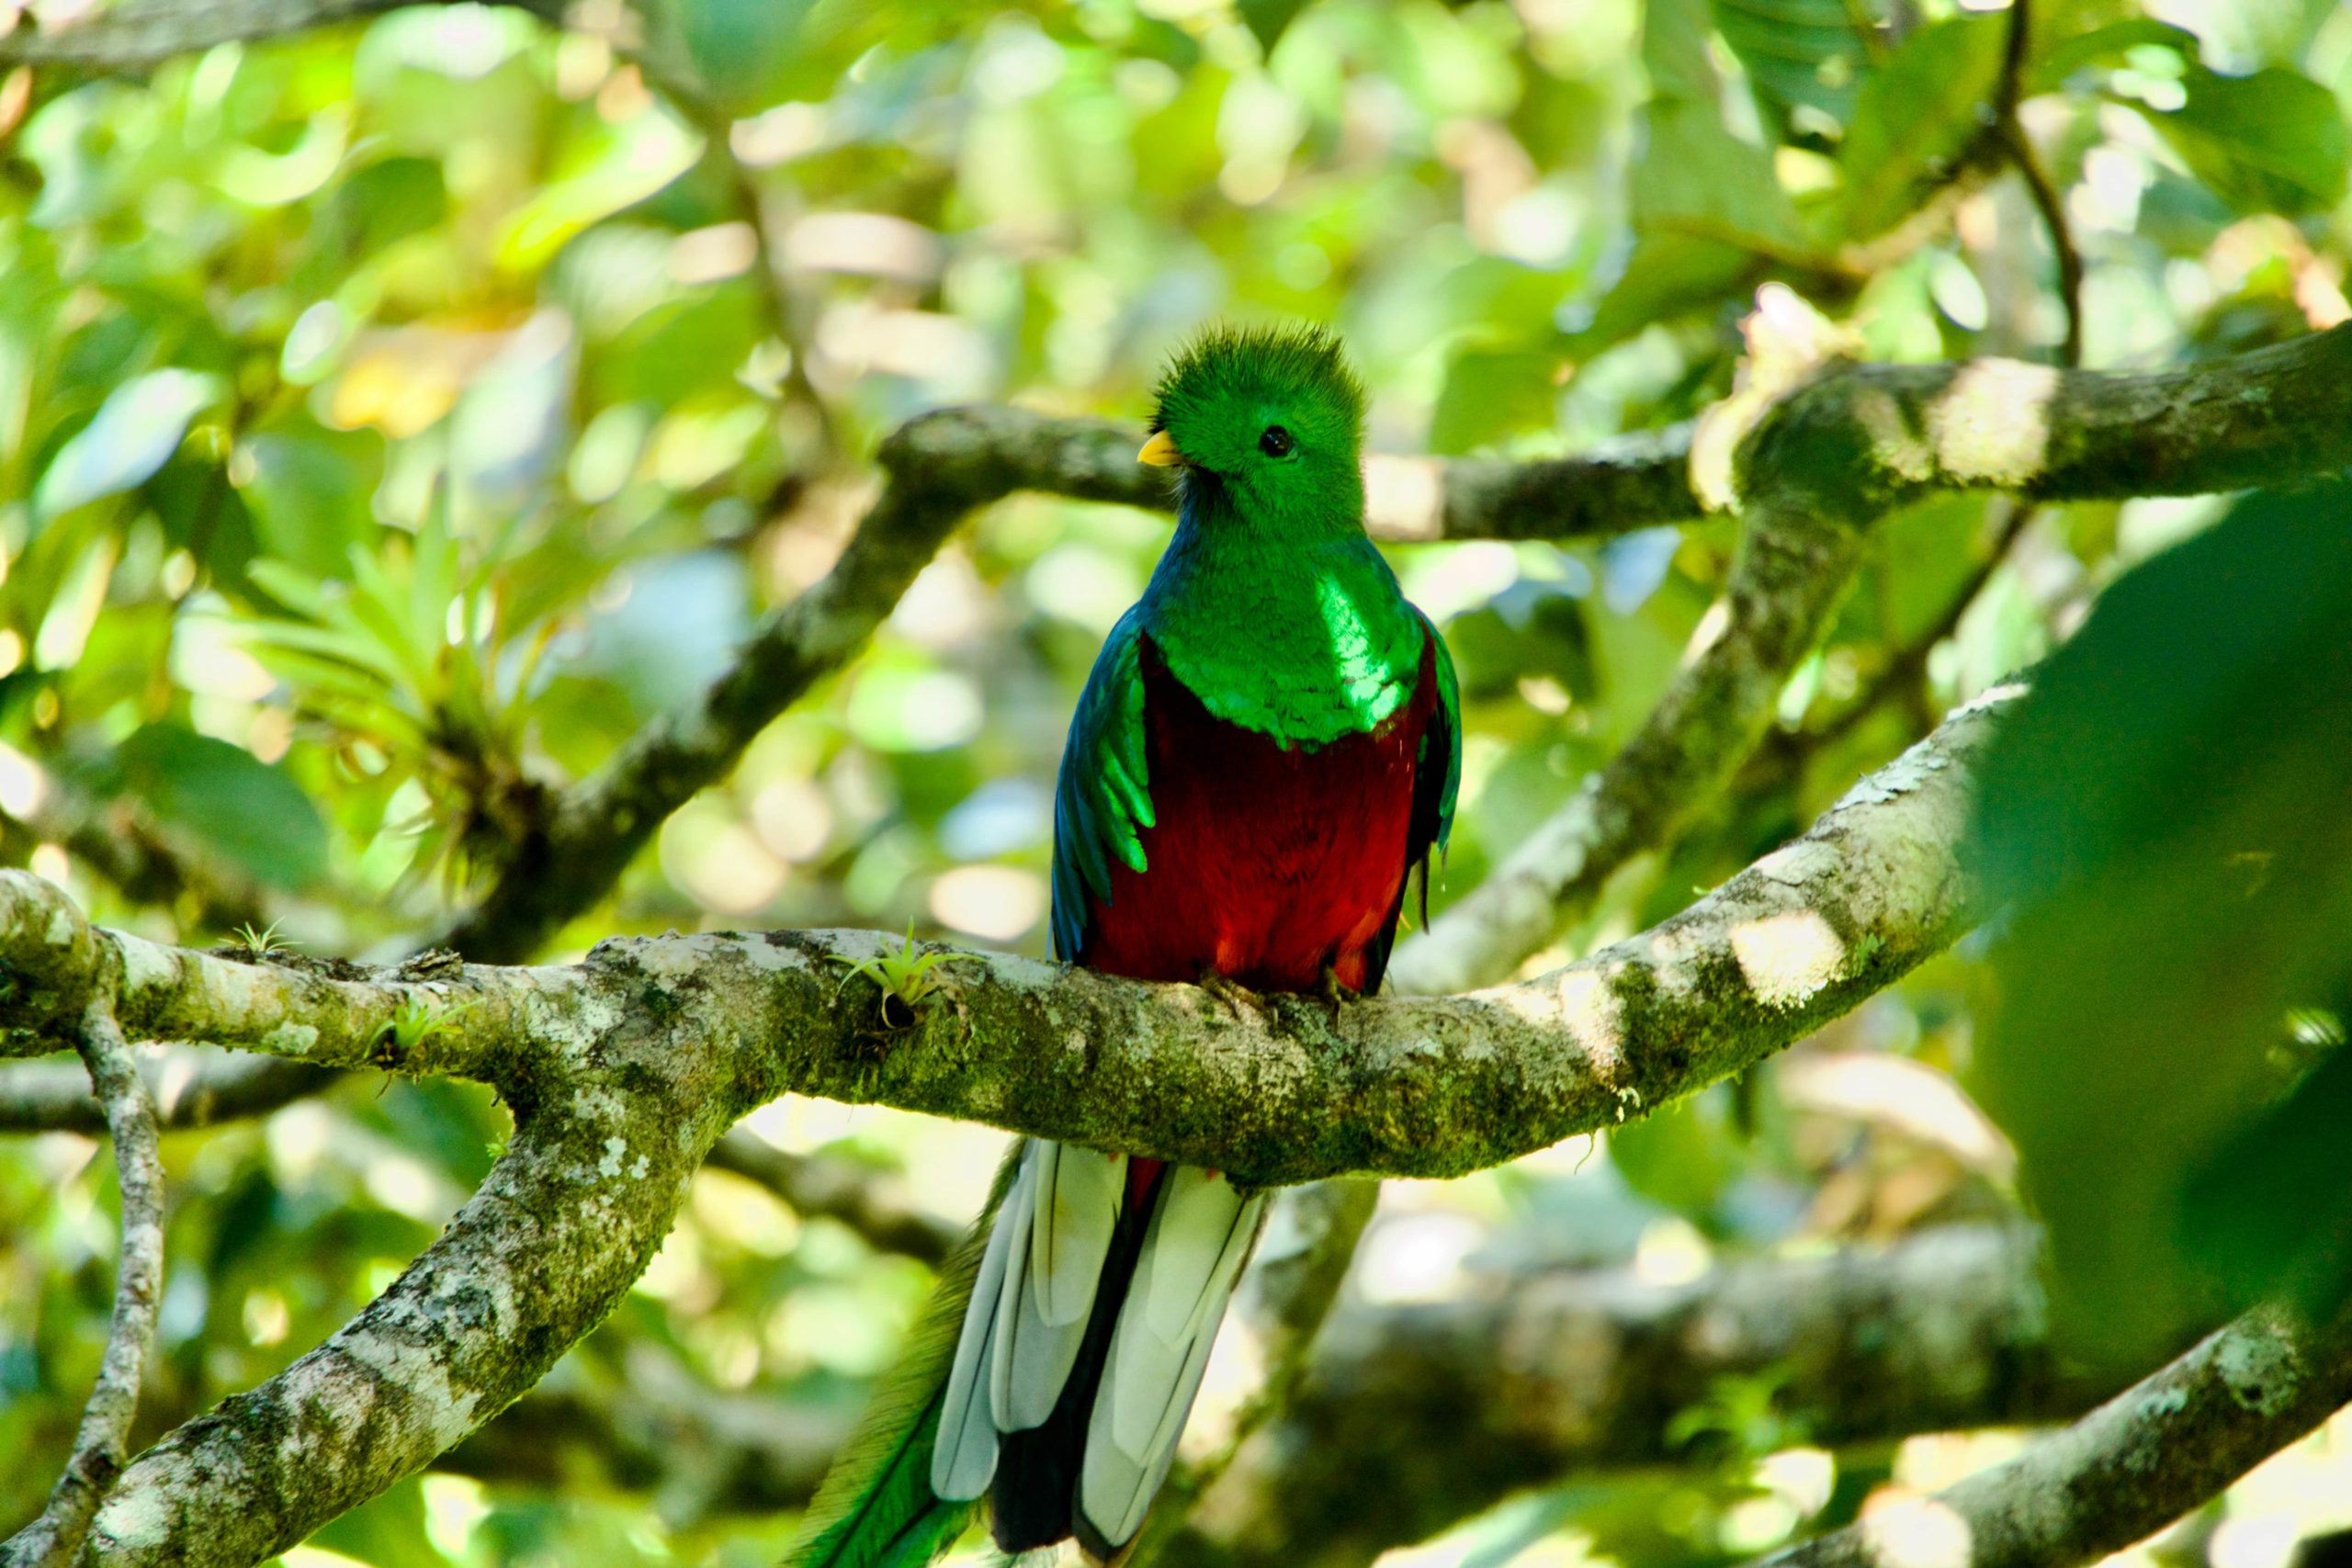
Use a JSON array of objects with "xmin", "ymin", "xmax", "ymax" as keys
[
  {"xmin": 1196, "ymin": 967, "xmax": 1261, "ymax": 1020},
  {"xmin": 1317, "ymin": 966, "xmax": 1362, "ymax": 1027}
]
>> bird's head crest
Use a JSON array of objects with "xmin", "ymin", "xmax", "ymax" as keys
[{"xmin": 1142, "ymin": 324, "xmax": 1365, "ymax": 520}]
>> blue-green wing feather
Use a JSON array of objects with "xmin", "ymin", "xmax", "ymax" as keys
[
  {"xmin": 1419, "ymin": 605, "xmax": 1462, "ymax": 864},
  {"xmin": 1050, "ymin": 608, "xmax": 1154, "ymax": 963}
]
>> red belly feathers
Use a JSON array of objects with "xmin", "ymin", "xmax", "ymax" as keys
[{"xmin": 1080, "ymin": 633, "xmax": 1436, "ymax": 995}]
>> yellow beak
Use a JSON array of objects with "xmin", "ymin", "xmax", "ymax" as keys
[{"xmin": 1137, "ymin": 430, "xmax": 1183, "ymax": 467}]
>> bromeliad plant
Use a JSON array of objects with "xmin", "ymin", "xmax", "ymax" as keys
[
  {"xmin": 830, "ymin": 920, "xmax": 982, "ymax": 1031},
  {"xmin": 234, "ymin": 491, "xmax": 564, "ymax": 890}
]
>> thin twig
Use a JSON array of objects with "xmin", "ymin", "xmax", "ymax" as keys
[
  {"xmin": 622, "ymin": 41, "xmax": 842, "ymax": 463},
  {"xmin": 0, "ymin": 1050, "xmax": 336, "ymax": 1135},
  {"xmin": 3, "ymin": 1003, "xmax": 165, "ymax": 1568},
  {"xmin": 1991, "ymin": 0, "xmax": 2086, "ymax": 367},
  {"xmin": 1741, "ymin": 492, "xmax": 2037, "ymax": 794},
  {"xmin": 2004, "ymin": 125, "xmax": 2086, "ymax": 366}
]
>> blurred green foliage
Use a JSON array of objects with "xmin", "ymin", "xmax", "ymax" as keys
[
  {"xmin": 2, "ymin": 0, "xmax": 2351, "ymax": 1561},
  {"xmin": 1972, "ymin": 481, "xmax": 2352, "ymax": 1368}
]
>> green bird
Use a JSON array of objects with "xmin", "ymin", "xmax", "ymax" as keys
[{"xmin": 785, "ymin": 324, "xmax": 1461, "ymax": 1565}]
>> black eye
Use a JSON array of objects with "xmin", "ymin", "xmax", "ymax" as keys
[{"xmin": 1259, "ymin": 425, "xmax": 1295, "ymax": 457}]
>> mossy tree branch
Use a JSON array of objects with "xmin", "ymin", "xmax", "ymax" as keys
[
  {"xmin": 1754, "ymin": 1304, "xmax": 2352, "ymax": 1568},
  {"xmin": 0, "ymin": 686, "xmax": 2007, "ymax": 1562},
  {"xmin": 2, "ymin": 685, "xmax": 2016, "ymax": 1185}
]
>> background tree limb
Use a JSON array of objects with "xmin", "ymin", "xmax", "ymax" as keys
[
  {"xmin": 1157, "ymin": 1224, "xmax": 2099, "ymax": 1568},
  {"xmin": 1753, "ymin": 1305, "xmax": 2352, "ymax": 1568},
  {"xmin": 2, "ymin": 1004, "xmax": 165, "ymax": 1568}
]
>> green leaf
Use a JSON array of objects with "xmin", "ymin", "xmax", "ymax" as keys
[
  {"xmin": 1643, "ymin": 0, "xmax": 1721, "ymax": 103},
  {"xmin": 235, "ymin": 425, "xmax": 386, "ymax": 579},
  {"xmin": 2180, "ymin": 1020, "xmax": 2352, "ymax": 1323},
  {"xmin": 2031, "ymin": 19, "xmax": 2350, "ymax": 214},
  {"xmin": 1713, "ymin": 0, "xmax": 1871, "ymax": 130},
  {"xmin": 2026, "ymin": 17, "xmax": 2192, "ymax": 92},
  {"xmin": 1238, "ymin": 0, "xmax": 1313, "ymax": 56},
  {"xmin": 1634, "ymin": 98, "xmax": 1811, "ymax": 254},
  {"xmin": 1968, "ymin": 479, "xmax": 2352, "ymax": 1367},
  {"xmin": 1836, "ymin": 14, "xmax": 2005, "ymax": 243},
  {"xmin": 33, "ymin": 369, "xmax": 221, "ymax": 520},
  {"xmin": 110, "ymin": 724, "xmax": 331, "ymax": 892},
  {"xmin": 2135, "ymin": 62, "xmax": 2349, "ymax": 216},
  {"xmin": 1631, "ymin": 0, "xmax": 1810, "ymax": 257},
  {"xmin": 1566, "ymin": 231, "xmax": 1758, "ymax": 356},
  {"xmin": 1428, "ymin": 347, "xmax": 1558, "ymax": 455}
]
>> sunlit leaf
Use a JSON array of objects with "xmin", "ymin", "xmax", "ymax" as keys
[
  {"xmin": 33, "ymin": 369, "xmax": 221, "ymax": 520},
  {"xmin": 1713, "ymin": 0, "xmax": 1871, "ymax": 132},
  {"xmin": 1836, "ymin": 14, "xmax": 2004, "ymax": 243},
  {"xmin": 2135, "ymin": 61, "xmax": 2349, "ymax": 217}
]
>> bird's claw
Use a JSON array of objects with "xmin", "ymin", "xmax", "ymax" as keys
[
  {"xmin": 1317, "ymin": 966, "xmax": 1361, "ymax": 1027},
  {"xmin": 1196, "ymin": 967, "xmax": 1260, "ymax": 1020}
]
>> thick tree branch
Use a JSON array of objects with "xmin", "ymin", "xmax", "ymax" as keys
[
  {"xmin": 73, "ymin": 987, "xmax": 737, "ymax": 1564},
  {"xmin": 1156, "ymin": 1224, "xmax": 2101, "ymax": 1568},
  {"xmin": 0, "ymin": 685, "xmax": 2016, "ymax": 1560},
  {"xmin": 2, "ymin": 684, "xmax": 2018, "ymax": 1187},
  {"xmin": 1755, "ymin": 1305, "xmax": 2352, "ymax": 1568},
  {"xmin": 443, "ymin": 1222, "xmax": 2080, "ymax": 1539},
  {"xmin": 4, "ymin": 1004, "xmax": 164, "ymax": 1567}
]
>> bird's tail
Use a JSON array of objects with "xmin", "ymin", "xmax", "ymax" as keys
[
  {"xmin": 780, "ymin": 1145, "xmax": 1022, "ymax": 1568},
  {"xmin": 938, "ymin": 1141, "xmax": 1265, "ymax": 1562}
]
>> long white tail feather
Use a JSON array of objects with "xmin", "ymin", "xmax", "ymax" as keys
[
  {"xmin": 1080, "ymin": 1305, "xmax": 1218, "ymax": 1549},
  {"xmin": 1081, "ymin": 1185, "xmax": 1267, "ymax": 1547},
  {"xmin": 1031, "ymin": 1144, "xmax": 1126, "ymax": 1326},
  {"xmin": 933, "ymin": 1150, "xmax": 1031, "ymax": 1500},
  {"xmin": 1109, "ymin": 1171, "xmax": 1243, "ymax": 1458},
  {"xmin": 1137, "ymin": 1167, "xmax": 1247, "ymax": 1341},
  {"xmin": 934, "ymin": 1145, "xmax": 1267, "ymax": 1551},
  {"xmin": 984, "ymin": 1152, "xmax": 1041, "ymax": 1424},
  {"xmin": 999, "ymin": 1143, "xmax": 1125, "ymax": 1429}
]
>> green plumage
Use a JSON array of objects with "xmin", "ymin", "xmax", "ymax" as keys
[{"xmin": 781, "ymin": 1147, "xmax": 1023, "ymax": 1568}]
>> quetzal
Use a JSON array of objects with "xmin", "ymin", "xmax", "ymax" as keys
[{"xmin": 786, "ymin": 324, "xmax": 1461, "ymax": 1565}]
